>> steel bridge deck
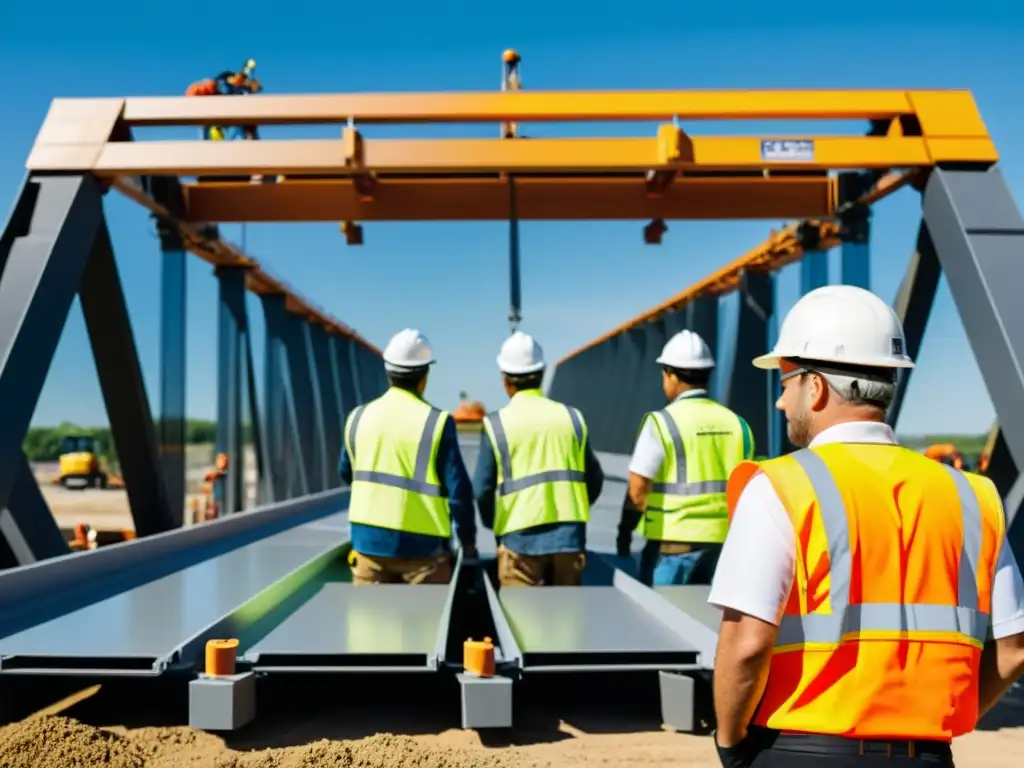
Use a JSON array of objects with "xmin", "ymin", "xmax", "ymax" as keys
[
  {"xmin": 243, "ymin": 566, "xmax": 453, "ymax": 672},
  {"xmin": 0, "ymin": 509, "xmax": 349, "ymax": 675}
]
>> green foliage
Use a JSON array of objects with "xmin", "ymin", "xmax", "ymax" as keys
[
  {"xmin": 23, "ymin": 419, "xmax": 220, "ymax": 464},
  {"xmin": 898, "ymin": 433, "xmax": 990, "ymax": 455}
]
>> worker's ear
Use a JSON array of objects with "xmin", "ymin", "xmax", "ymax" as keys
[{"xmin": 808, "ymin": 373, "xmax": 830, "ymax": 411}]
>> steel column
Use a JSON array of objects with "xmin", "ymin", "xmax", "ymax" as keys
[
  {"xmin": 0, "ymin": 457, "xmax": 70, "ymax": 567},
  {"xmin": 261, "ymin": 294, "xmax": 290, "ymax": 501},
  {"xmin": 214, "ymin": 266, "xmax": 247, "ymax": 514},
  {"xmin": 284, "ymin": 315, "xmax": 320, "ymax": 493},
  {"xmin": 838, "ymin": 172, "xmax": 873, "ymax": 290},
  {"xmin": 348, "ymin": 339, "xmax": 365, "ymax": 405},
  {"xmin": 886, "ymin": 223, "xmax": 941, "ymax": 429},
  {"xmin": 245, "ymin": 335, "xmax": 272, "ymax": 506},
  {"xmin": 308, "ymin": 325, "xmax": 338, "ymax": 490},
  {"xmin": 685, "ymin": 297, "xmax": 719, "ymax": 398},
  {"xmin": 150, "ymin": 178, "xmax": 189, "ymax": 525},
  {"xmin": 725, "ymin": 270, "xmax": 772, "ymax": 455},
  {"xmin": 331, "ymin": 335, "xmax": 358, "ymax": 425},
  {"xmin": 921, "ymin": 167, "xmax": 1024, "ymax": 558}
]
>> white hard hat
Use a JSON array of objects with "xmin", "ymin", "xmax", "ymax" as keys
[
  {"xmin": 656, "ymin": 330, "xmax": 715, "ymax": 370},
  {"xmin": 497, "ymin": 331, "xmax": 546, "ymax": 375},
  {"xmin": 753, "ymin": 285, "xmax": 914, "ymax": 370},
  {"xmin": 382, "ymin": 328, "xmax": 436, "ymax": 373}
]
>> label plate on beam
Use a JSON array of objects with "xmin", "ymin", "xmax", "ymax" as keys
[{"xmin": 761, "ymin": 140, "xmax": 815, "ymax": 162}]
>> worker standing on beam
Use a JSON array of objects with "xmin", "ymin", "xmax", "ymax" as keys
[
  {"xmin": 474, "ymin": 332, "xmax": 604, "ymax": 587},
  {"xmin": 340, "ymin": 329, "xmax": 478, "ymax": 585},
  {"xmin": 708, "ymin": 285, "xmax": 1024, "ymax": 768},
  {"xmin": 617, "ymin": 330, "xmax": 753, "ymax": 586}
]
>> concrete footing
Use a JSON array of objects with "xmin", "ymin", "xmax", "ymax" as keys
[
  {"xmin": 659, "ymin": 671, "xmax": 695, "ymax": 732},
  {"xmin": 458, "ymin": 673, "xmax": 513, "ymax": 729},
  {"xmin": 188, "ymin": 671, "xmax": 257, "ymax": 731}
]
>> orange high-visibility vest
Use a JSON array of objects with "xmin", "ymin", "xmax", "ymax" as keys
[{"xmin": 727, "ymin": 442, "xmax": 1005, "ymax": 741}]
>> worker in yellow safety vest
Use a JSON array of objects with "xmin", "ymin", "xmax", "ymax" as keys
[
  {"xmin": 617, "ymin": 329, "xmax": 753, "ymax": 587},
  {"xmin": 708, "ymin": 285, "xmax": 1024, "ymax": 767},
  {"xmin": 340, "ymin": 329, "xmax": 478, "ymax": 585},
  {"xmin": 473, "ymin": 331, "xmax": 604, "ymax": 587}
]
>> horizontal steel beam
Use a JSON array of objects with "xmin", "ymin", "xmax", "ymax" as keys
[
  {"xmin": 180, "ymin": 177, "xmax": 837, "ymax": 222},
  {"xmin": 105, "ymin": 90, "xmax": 973, "ymax": 126},
  {"xmin": 51, "ymin": 136, "xmax": 995, "ymax": 177}
]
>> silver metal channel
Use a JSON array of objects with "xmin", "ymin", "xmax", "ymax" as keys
[
  {"xmin": 0, "ymin": 492, "xmax": 348, "ymax": 676},
  {"xmin": 242, "ymin": 553, "xmax": 463, "ymax": 674}
]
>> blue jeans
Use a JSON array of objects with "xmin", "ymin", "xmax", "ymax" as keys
[{"xmin": 652, "ymin": 545, "xmax": 722, "ymax": 586}]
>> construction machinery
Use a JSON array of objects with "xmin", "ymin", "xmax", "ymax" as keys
[{"xmin": 57, "ymin": 434, "xmax": 108, "ymax": 490}]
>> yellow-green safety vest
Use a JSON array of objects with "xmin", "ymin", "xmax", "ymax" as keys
[
  {"xmin": 482, "ymin": 389, "xmax": 590, "ymax": 536},
  {"xmin": 638, "ymin": 396, "xmax": 751, "ymax": 544},
  {"xmin": 344, "ymin": 387, "xmax": 451, "ymax": 538}
]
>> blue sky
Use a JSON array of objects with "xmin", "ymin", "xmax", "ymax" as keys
[{"xmin": 0, "ymin": 3, "xmax": 1020, "ymax": 437}]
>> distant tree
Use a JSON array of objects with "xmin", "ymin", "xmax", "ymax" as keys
[{"xmin": 459, "ymin": 391, "xmax": 469, "ymax": 401}]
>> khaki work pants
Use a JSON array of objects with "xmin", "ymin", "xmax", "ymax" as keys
[
  {"xmin": 349, "ymin": 550, "xmax": 452, "ymax": 585},
  {"xmin": 497, "ymin": 545, "xmax": 586, "ymax": 587}
]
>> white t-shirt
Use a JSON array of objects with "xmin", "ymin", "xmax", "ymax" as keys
[{"xmin": 707, "ymin": 421, "xmax": 1024, "ymax": 640}]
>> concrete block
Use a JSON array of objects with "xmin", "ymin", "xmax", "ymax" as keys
[
  {"xmin": 188, "ymin": 671, "xmax": 257, "ymax": 731},
  {"xmin": 659, "ymin": 671, "xmax": 695, "ymax": 732},
  {"xmin": 458, "ymin": 673, "xmax": 513, "ymax": 729}
]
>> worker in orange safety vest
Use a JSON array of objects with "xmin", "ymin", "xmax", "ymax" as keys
[{"xmin": 707, "ymin": 285, "xmax": 1024, "ymax": 768}]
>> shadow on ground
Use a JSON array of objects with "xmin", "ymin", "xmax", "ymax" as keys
[{"xmin": 0, "ymin": 668, "xmax": 703, "ymax": 750}]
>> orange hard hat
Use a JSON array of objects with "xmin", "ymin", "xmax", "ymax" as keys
[
  {"xmin": 502, "ymin": 49, "xmax": 520, "ymax": 64},
  {"xmin": 215, "ymin": 453, "xmax": 229, "ymax": 471}
]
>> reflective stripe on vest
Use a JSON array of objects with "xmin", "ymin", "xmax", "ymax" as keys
[
  {"xmin": 776, "ymin": 449, "xmax": 988, "ymax": 651},
  {"xmin": 649, "ymin": 411, "xmax": 727, "ymax": 499},
  {"xmin": 485, "ymin": 406, "xmax": 586, "ymax": 495},
  {"xmin": 483, "ymin": 390, "xmax": 590, "ymax": 536},
  {"xmin": 641, "ymin": 398, "xmax": 746, "ymax": 543},
  {"xmin": 347, "ymin": 404, "xmax": 444, "ymax": 498}
]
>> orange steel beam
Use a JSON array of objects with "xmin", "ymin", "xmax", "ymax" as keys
[
  {"xmin": 556, "ymin": 169, "xmax": 920, "ymax": 364},
  {"xmin": 56, "ymin": 135, "xmax": 995, "ymax": 177},
  {"xmin": 112, "ymin": 178, "xmax": 379, "ymax": 351},
  {"xmin": 116, "ymin": 90, "xmax": 968, "ymax": 126},
  {"xmin": 179, "ymin": 177, "xmax": 838, "ymax": 222}
]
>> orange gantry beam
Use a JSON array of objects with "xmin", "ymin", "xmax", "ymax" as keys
[
  {"xmin": 28, "ymin": 90, "xmax": 997, "ymax": 182},
  {"xmin": 178, "ymin": 177, "xmax": 837, "ymax": 222}
]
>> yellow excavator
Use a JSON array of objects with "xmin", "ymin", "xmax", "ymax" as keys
[{"xmin": 58, "ymin": 434, "xmax": 108, "ymax": 490}]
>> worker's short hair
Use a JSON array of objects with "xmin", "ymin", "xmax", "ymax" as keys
[
  {"xmin": 387, "ymin": 367, "xmax": 428, "ymax": 391},
  {"xmin": 788, "ymin": 357, "xmax": 897, "ymax": 410},
  {"xmin": 503, "ymin": 371, "xmax": 544, "ymax": 391},
  {"xmin": 662, "ymin": 366, "xmax": 711, "ymax": 389}
]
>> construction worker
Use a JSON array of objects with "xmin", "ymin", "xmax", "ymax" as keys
[
  {"xmin": 473, "ymin": 331, "xmax": 604, "ymax": 587},
  {"xmin": 339, "ymin": 329, "xmax": 477, "ymax": 585},
  {"xmin": 185, "ymin": 59, "xmax": 262, "ymax": 142},
  {"xmin": 617, "ymin": 329, "xmax": 753, "ymax": 586},
  {"xmin": 708, "ymin": 285, "xmax": 1024, "ymax": 767}
]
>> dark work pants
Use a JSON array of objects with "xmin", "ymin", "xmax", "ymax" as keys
[{"xmin": 739, "ymin": 733, "xmax": 955, "ymax": 767}]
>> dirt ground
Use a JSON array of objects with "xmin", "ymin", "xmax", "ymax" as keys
[{"xmin": 2, "ymin": 712, "xmax": 1023, "ymax": 768}]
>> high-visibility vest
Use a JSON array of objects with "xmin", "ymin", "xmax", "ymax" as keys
[
  {"xmin": 344, "ymin": 387, "xmax": 451, "ymax": 538},
  {"xmin": 482, "ymin": 389, "xmax": 590, "ymax": 536},
  {"xmin": 638, "ymin": 397, "xmax": 749, "ymax": 543},
  {"xmin": 727, "ymin": 443, "xmax": 1004, "ymax": 741}
]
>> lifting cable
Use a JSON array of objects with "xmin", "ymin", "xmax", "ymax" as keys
[{"xmin": 502, "ymin": 50, "xmax": 523, "ymax": 334}]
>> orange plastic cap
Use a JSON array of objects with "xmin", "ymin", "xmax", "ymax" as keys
[
  {"xmin": 463, "ymin": 636, "xmax": 496, "ymax": 678},
  {"xmin": 205, "ymin": 638, "xmax": 239, "ymax": 676}
]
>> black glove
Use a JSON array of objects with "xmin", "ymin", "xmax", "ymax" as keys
[
  {"xmin": 713, "ymin": 731, "xmax": 759, "ymax": 768},
  {"xmin": 616, "ymin": 535, "xmax": 631, "ymax": 558}
]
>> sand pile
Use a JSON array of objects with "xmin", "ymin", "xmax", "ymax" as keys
[
  {"xmin": 0, "ymin": 717, "xmax": 535, "ymax": 768},
  {"xmin": 0, "ymin": 716, "xmax": 145, "ymax": 768}
]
